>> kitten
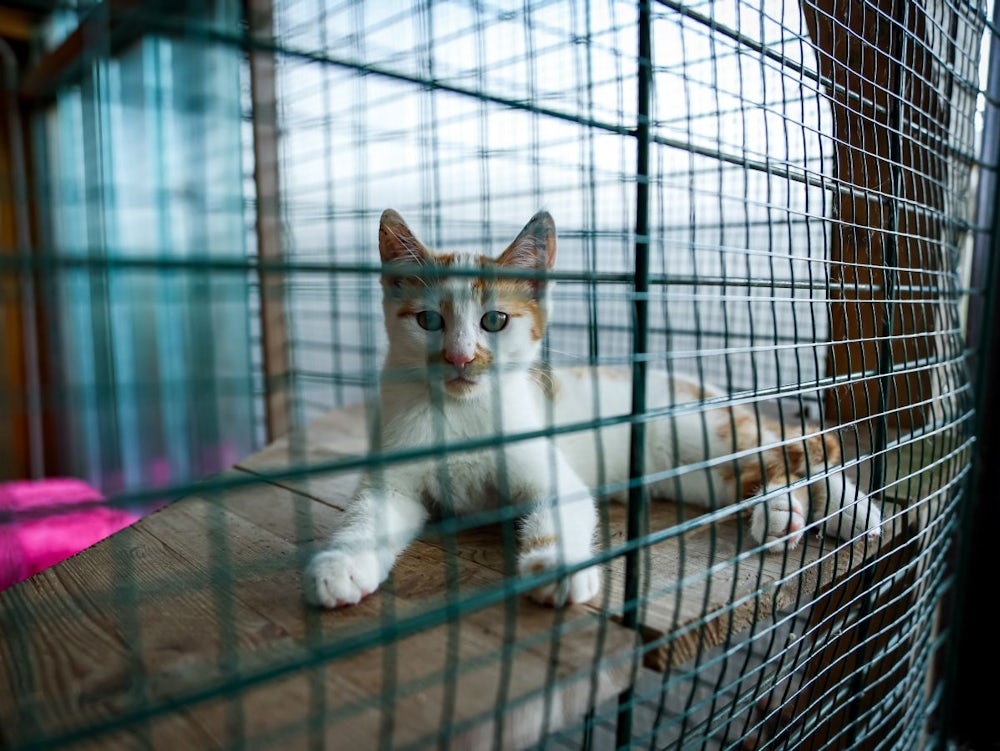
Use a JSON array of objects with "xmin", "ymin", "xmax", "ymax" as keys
[{"xmin": 303, "ymin": 210, "xmax": 882, "ymax": 609}]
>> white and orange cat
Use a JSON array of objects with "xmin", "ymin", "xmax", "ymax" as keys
[{"xmin": 303, "ymin": 210, "xmax": 882, "ymax": 609}]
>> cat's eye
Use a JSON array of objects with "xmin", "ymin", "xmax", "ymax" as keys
[
  {"xmin": 480, "ymin": 311, "xmax": 509, "ymax": 332},
  {"xmin": 415, "ymin": 310, "xmax": 444, "ymax": 331}
]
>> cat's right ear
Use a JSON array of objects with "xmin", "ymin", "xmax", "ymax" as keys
[
  {"xmin": 497, "ymin": 211, "xmax": 557, "ymax": 294},
  {"xmin": 379, "ymin": 209, "xmax": 430, "ymax": 269}
]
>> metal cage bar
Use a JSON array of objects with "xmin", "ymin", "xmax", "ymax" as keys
[{"xmin": 0, "ymin": 1, "xmax": 995, "ymax": 749}]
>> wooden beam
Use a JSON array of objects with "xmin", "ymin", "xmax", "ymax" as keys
[
  {"xmin": 0, "ymin": 467, "xmax": 634, "ymax": 748},
  {"xmin": 801, "ymin": 0, "xmax": 953, "ymax": 432},
  {"xmin": 0, "ymin": 42, "xmax": 29, "ymax": 478},
  {"xmin": 0, "ymin": 7, "xmax": 37, "ymax": 41},
  {"xmin": 239, "ymin": 403, "xmax": 903, "ymax": 675},
  {"xmin": 246, "ymin": 0, "xmax": 291, "ymax": 442}
]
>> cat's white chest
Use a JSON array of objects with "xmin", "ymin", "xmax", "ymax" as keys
[{"xmin": 377, "ymin": 379, "xmax": 542, "ymax": 512}]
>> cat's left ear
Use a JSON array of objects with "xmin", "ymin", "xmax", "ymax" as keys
[
  {"xmin": 379, "ymin": 209, "xmax": 430, "ymax": 267},
  {"xmin": 497, "ymin": 211, "xmax": 556, "ymax": 291}
]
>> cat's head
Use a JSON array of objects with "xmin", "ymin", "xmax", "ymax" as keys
[{"xmin": 378, "ymin": 209, "xmax": 556, "ymax": 398}]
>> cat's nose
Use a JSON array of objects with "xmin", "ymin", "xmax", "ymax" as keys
[{"xmin": 444, "ymin": 351, "xmax": 474, "ymax": 373}]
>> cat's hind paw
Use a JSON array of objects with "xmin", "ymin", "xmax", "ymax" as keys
[
  {"xmin": 823, "ymin": 489, "xmax": 883, "ymax": 543},
  {"xmin": 750, "ymin": 494, "xmax": 806, "ymax": 549},
  {"xmin": 303, "ymin": 549, "xmax": 382, "ymax": 609},
  {"xmin": 518, "ymin": 548, "xmax": 601, "ymax": 607}
]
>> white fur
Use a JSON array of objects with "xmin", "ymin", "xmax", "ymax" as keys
[{"xmin": 303, "ymin": 215, "xmax": 882, "ymax": 610}]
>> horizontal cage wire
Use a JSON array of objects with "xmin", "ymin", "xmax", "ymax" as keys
[{"xmin": 0, "ymin": 0, "xmax": 997, "ymax": 749}]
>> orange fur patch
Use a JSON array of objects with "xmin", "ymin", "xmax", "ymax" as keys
[
  {"xmin": 521, "ymin": 535, "xmax": 558, "ymax": 552},
  {"xmin": 597, "ymin": 366, "xmax": 631, "ymax": 382},
  {"xmin": 718, "ymin": 457, "xmax": 766, "ymax": 500},
  {"xmin": 760, "ymin": 458, "xmax": 795, "ymax": 495},
  {"xmin": 501, "ymin": 298, "xmax": 546, "ymax": 340},
  {"xmin": 726, "ymin": 453, "xmax": 796, "ymax": 501},
  {"xmin": 715, "ymin": 406, "xmax": 842, "ymax": 503},
  {"xmin": 395, "ymin": 301, "xmax": 418, "ymax": 318},
  {"xmin": 785, "ymin": 442, "xmax": 806, "ymax": 473},
  {"xmin": 818, "ymin": 432, "xmax": 841, "ymax": 464},
  {"xmin": 440, "ymin": 299, "xmax": 454, "ymax": 322},
  {"xmin": 384, "ymin": 250, "xmax": 456, "ymax": 292},
  {"xmin": 716, "ymin": 411, "xmax": 756, "ymax": 444},
  {"xmin": 714, "ymin": 410, "xmax": 811, "ymax": 500},
  {"xmin": 471, "ymin": 343, "xmax": 493, "ymax": 373},
  {"xmin": 786, "ymin": 430, "xmax": 840, "ymax": 474},
  {"xmin": 672, "ymin": 379, "xmax": 704, "ymax": 400},
  {"xmin": 471, "ymin": 276, "xmax": 487, "ymax": 300}
]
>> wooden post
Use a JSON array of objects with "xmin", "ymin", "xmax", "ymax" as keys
[
  {"xmin": 743, "ymin": 5, "xmax": 981, "ymax": 747},
  {"xmin": 801, "ymin": 0, "xmax": 951, "ymax": 433},
  {"xmin": 1, "ymin": 39, "xmax": 29, "ymax": 479},
  {"xmin": 1, "ymin": 31, "xmax": 44, "ymax": 480},
  {"xmin": 246, "ymin": 0, "xmax": 291, "ymax": 442}
]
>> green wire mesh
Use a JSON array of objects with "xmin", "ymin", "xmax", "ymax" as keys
[{"xmin": 0, "ymin": 0, "xmax": 995, "ymax": 749}]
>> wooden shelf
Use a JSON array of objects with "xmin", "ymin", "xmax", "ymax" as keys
[
  {"xmin": 239, "ymin": 403, "xmax": 893, "ymax": 673},
  {"xmin": 0, "ymin": 402, "xmax": 897, "ymax": 749}
]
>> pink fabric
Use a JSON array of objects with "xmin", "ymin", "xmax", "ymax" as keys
[{"xmin": 0, "ymin": 478, "xmax": 140, "ymax": 591}]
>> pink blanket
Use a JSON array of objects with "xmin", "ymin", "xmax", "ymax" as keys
[{"xmin": 0, "ymin": 478, "xmax": 140, "ymax": 591}]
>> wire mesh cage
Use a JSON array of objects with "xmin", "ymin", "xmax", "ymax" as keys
[{"xmin": 1, "ymin": 0, "xmax": 996, "ymax": 748}]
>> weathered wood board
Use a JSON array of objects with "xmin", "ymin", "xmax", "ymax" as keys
[
  {"xmin": 1, "ymin": 401, "xmax": 895, "ymax": 748},
  {"xmin": 237, "ymin": 403, "xmax": 893, "ymax": 672},
  {"xmin": 0, "ymin": 478, "xmax": 632, "ymax": 749}
]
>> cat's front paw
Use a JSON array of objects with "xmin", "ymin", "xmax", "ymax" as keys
[
  {"xmin": 303, "ymin": 549, "xmax": 382, "ymax": 609},
  {"xmin": 518, "ymin": 548, "xmax": 601, "ymax": 607},
  {"xmin": 750, "ymin": 494, "xmax": 806, "ymax": 549}
]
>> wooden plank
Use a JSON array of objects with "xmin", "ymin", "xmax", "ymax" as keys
[
  {"xmin": 0, "ymin": 473, "xmax": 633, "ymax": 749},
  {"xmin": 741, "ymin": 522, "xmax": 923, "ymax": 750},
  {"xmin": 432, "ymin": 502, "xmax": 891, "ymax": 673},
  {"xmin": 801, "ymin": 0, "xmax": 956, "ymax": 432},
  {"xmin": 240, "ymin": 402, "xmax": 890, "ymax": 673},
  {"xmin": 1, "ymin": 398, "xmax": 894, "ymax": 747},
  {"xmin": 611, "ymin": 504, "xmax": 893, "ymax": 672},
  {"xmin": 236, "ymin": 402, "xmax": 367, "ymax": 504},
  {"xmin": 739, "ymin": 473, "xmax": 950, "ymax": 749},
  {"xmin": 0, "ymin": 538, "xmax": 226, "ymax": 749}
]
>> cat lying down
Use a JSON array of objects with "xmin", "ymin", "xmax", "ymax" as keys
[{"xmin": 303, "ymin": 210, "xmax": 882, "ymax": 609}]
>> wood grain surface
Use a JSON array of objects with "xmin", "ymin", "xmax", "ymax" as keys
[{"xmin": 0, "ymin": 402, "xmax": 894, "ymax": 749}]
